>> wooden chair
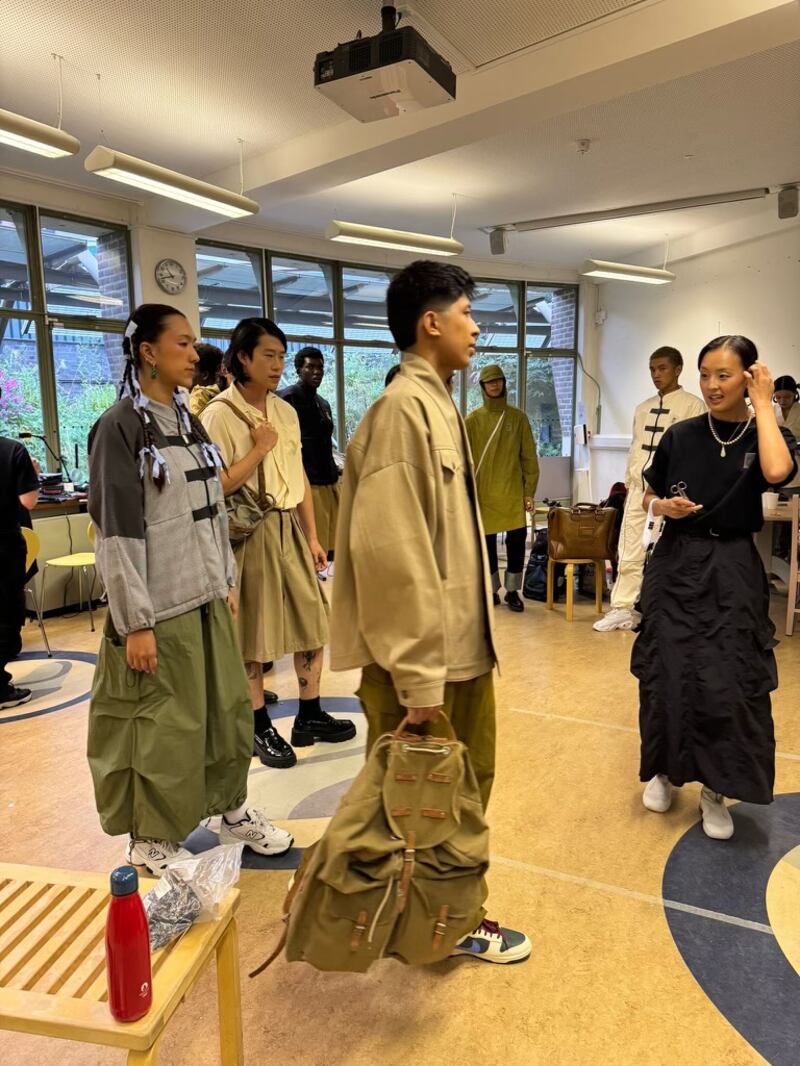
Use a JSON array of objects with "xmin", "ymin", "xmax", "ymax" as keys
[
  {"xmin": 20, "ymin": 527, "xmax": 52, "ymax": 657},
  {"xmin": 786, "ymin": 491, "xmax": 800, "ymax": 637},
  {"xmin": 0, "ymin": 862, "xmax": 243, "ymax": 1065},
  {"xmin": 545, "ymin": 556, "xmax": 604, "ymax": 622},
  {"xmin": 43, "ymin": 520, "xmax": 98, "ymax": 632}
]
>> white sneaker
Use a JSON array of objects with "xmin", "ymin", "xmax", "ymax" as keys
[
  {"xmin": 219, "ymin": 807, "xmax": 294, "ymax": 856},
  {"xmin": 699, "ymin": 788, "xmax": 734, "ymax": 840},
  {"xmin": 642, "ymin": 774, "xmax": 673, "ymax": 812},
  {"xmin": 593, "ymin": 607, "xmax": 637, "ymax": 632},
  {"xmin": 126, "ymin": 837, "xmax": 193, "ymax": 877}
]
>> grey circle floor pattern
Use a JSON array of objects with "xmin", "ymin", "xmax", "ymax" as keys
[
  {"xmin": 663, "ymin": 792, "xmax": 800, "ymax": 1066},
  {"xmin": 0, "ymin": 650, "xmax": 97, "ymax": 723}
]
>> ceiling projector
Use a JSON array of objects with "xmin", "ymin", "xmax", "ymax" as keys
[{"xmin": 314, "ymin": 4, "xmax": 456, "ymax": 123}]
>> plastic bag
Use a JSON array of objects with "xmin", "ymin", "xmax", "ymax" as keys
[{"xmin": 143, "ymin": 843, "xmax": 244, "ymax": 951}]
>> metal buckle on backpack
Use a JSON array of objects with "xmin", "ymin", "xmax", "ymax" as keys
[{"xmin": 401, "ymin": 743, "xmax": 451, "ymax": 755}]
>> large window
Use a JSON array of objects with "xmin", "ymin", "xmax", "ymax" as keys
[
  {"xmin": 52, "ymin": 327, "xmax": 122, "ymax": 481},
  {"xmin": 0, "ymin": 318, "xmax": 45, "ymax": 468},
  {"xmin": 0, "ymin": 205, "xmax": 31, "ymax": 311},
  {"xmin": 342, "ymin": 266, "xmax": 393, "ymax": 344},
  {"xmin": 525, "ymin": 284, "xmax": 577, "ymax": 350},
  {"xmin": 197, "ymin": 242, "xmax": 263, "ymax": 331},
  {"xmin": 1, "ymin": 201, "xmax": 132, "ymax": 474},
  {"xmin": 40, "ymin": 214, "xmax": 130, "ymax": 320},
  {"xmin": 472, "ymin": 280, "xmax": 520, "ymax": 349},
  {"xmin": 342, "ymin": 346, "xmax": 398, "ymax": 439},
  {"xmin": 526, "ymin": 355, "xmax": 575, "ymax": 458},
  {"xmin": 272, "ymin": 256, "xmax": 334, "ymax": 339}
]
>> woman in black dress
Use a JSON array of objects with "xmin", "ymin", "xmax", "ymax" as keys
[{"xmin": 632, "ymin": 336, "xmax": 796, "ymax": 839}]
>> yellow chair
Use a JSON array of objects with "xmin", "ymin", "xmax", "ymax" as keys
[
  {"xmin": 21, "ymin": 527, "xmax": 52, "ymax": 657},
  {"xmin": 43, "ymin": 520, "xmax": 98, "ymax": 633},
  {"xmin": 545, "ymin": 555, "xmax": 604, "ymax": 623}
]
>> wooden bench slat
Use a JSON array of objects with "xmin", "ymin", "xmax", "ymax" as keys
[
  {"xmin": 0, "ymin": 884, "xmax": 71, "ymax": 960},
  {"xmin": 0, "ymin": 883, "xmax": 49, "ymax": 938},
  {"xmin": 4, "ymin": 888, "xmax": 102, "ymax": 991},
  {"xmin": 39, "ymin": 903, "xmax": 107, "ymax": 996},
  {"xmin": 0, "ymin": 879, "xmax": 28, "ymax": 909}
]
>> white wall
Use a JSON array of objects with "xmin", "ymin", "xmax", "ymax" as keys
[
  {"xmin": 587, "ymin": 223, "xmax": 800, "ymax": 498},
  {"xmin": 129, "ymin": 226, "xmax": 200, "ymax": 332}
]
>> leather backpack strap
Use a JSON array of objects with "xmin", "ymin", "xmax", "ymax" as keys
[{"xmin": 207, "ymin": 396, "xmax": 270, "ymax": 508}]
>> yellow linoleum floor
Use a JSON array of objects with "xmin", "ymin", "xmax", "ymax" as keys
[{"xmin": 1, "ymin": 585, "xmax": 799, "ymax": 1066}]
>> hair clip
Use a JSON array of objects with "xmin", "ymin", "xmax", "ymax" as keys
[{"xmin": 124, "ymin": 319, "xmax": 138, "ymax": 339}]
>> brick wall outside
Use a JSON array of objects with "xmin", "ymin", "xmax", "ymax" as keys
[{"xmin": 96, "ymin": 229, "xmax": 130, "ymax": 386}]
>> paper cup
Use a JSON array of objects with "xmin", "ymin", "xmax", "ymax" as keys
[{"xmin": 762, "ymin": 491, "xmax": 779, "ymax": 513}]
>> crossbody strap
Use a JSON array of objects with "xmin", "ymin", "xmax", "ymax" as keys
[
  {"xmin": 474, "ymin": 412, "xmax": 506, "ymax": 479},
  {"xmin": 207, "ymin": 397, "xmax": 271, "ymax": 507}
]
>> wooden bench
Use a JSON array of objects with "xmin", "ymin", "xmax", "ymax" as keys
[{"xmin": 0, "ymin": 863, "xmax": 243, "ymax": 1065}]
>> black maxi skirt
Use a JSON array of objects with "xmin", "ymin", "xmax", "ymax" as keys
[{"xmin": 631, "ymin": 526, "xmax": 777, "ymax": 804}]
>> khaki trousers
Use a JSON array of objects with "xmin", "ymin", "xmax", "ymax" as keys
[{"xmin": 357, "ymin": 664, "xmax": 496, "ymax": 810}]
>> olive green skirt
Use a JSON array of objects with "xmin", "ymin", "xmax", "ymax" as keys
[{"xmin": 87, "ymin": 598, "xmax": 252, "ymax": 842}]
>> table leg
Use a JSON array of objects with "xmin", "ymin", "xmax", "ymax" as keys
[
  {"xmin": 546, "ymin": 558, "xmax": 554, "ymax": 610},
  {"xmin": 127, "ymin": 1039, "xmax": 159, "ymax": 1065},
  {"xmin": 216, "ymin": 916, "xmax": 244, "ymax": 1066},
  {"xmin": 594, "ymin": 562, "xmax": 603, "ymax": 614},
  {"xmin": 566, "ymin": 563, "xmax": 574, "ymax": 622}
]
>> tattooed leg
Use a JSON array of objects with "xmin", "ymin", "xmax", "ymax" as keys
[
  {"xmin": 245, "ymin": 660, "xmax": 264, "ymax": 711},
  {"xmin": 293, "ymin": 648, "xmax": 323, "ymax": 700}
]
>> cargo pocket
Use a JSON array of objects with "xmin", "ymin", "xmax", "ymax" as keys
[
  {"xmin": 298, "ymin": 882, "xmax": 398, "ymax": 973},
  {"xmin": 388, "ymin": 875, "xmax": 479, "ymax": 966},
  {"xmin": 91, "ymin": 635, "xmax": 140, "ymax": 711}
]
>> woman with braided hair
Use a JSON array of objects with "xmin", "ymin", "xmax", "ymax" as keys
[{"xmin": 87, "ymin": 303, "xmax": 293, "ymax": 876}]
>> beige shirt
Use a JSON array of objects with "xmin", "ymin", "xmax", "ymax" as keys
[
  {"xmin": 330, "ymin": 354, "xmax": 496, "ymax": 708},
  {"xmin": 200, "ymin": 383, "xmax": 305, "ymax": 509}
]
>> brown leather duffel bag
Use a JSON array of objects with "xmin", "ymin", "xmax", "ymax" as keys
[{"xmin": 547, "ymin": 502, "xmax": 616, "ymax": 561}]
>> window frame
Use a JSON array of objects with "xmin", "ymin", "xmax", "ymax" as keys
[{"xmin": 0, "ymin": 200, "xmax": 134, "ymax": 466}]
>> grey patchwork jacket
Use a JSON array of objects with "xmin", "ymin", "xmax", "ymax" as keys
[{"xmin": 88, "ymin": 396, "xmax": 236, "ymax": 636}]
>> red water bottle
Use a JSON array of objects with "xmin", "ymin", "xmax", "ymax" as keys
[{"xmin": 105, "ymin": 865, "xmax": 152, "ymax": 1022}]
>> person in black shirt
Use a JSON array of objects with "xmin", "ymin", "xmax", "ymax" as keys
[
  {"xmin": 632, "ymin": 336, "xmax": 796, "ymax": 840},
  {"xmin": 0, "ymin": 387, "xmax": 40, "ymax": 709},
  {"xmin": 279, "ymin": 347, "xmax": 340, "ymax": 577}
]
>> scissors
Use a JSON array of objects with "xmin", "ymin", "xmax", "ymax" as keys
[{"xmin": 670, "ymin": 481, "xmax": 689, "ymax": 499}]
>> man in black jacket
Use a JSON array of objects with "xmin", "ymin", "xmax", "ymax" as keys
[
  {"xmin": 280, "ymin": 347, "xmax": 340, "ymax": 578},
  {"xmin": 0, "ymin": 387, "xmax": 40, "ymax": 709}
]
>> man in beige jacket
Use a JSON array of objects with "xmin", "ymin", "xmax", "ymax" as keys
[{"xmin": 330, "ymin": 260, "xmax": 530, "ymax": 965}]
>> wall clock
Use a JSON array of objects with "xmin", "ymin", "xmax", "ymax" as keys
[{"xmin": 154, "ymin": 258, "xmax": 187, "ymax": 295}]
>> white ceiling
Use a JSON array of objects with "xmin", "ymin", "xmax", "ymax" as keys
[{"xmin": 1, "ymin": 0, "xmax": 798, "ymax": 270}]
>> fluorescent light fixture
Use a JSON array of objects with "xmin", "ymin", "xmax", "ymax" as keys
[
  {"xmin": 326, "ymin": 220, "xmax": 463, "ymax": 257},
  {"xmin": 0, "ymin": 107, "xmax": 79, "ymax": 158},
  {"xmin": 508, "ymin": 188, "xmax": 770, "ymax": 233},
  {"xmin": 581, "ymin": 259, "xmax": 676, "ymax": 285},
  {"xmin": 84, "ymin": 146, "xmax": 259, "ymax": 219}
]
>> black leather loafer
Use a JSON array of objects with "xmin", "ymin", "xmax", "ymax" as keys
[
  {"xmin": 253, "ymin": 726, "xmax": 297, "ymax": 768},
  {"xmin": 263, "ymin": 689, "xmax": 279, "ymax": 705},
  {"xmin": 291, "ymin": 710, "xmax": 357, "ymax": 747}
]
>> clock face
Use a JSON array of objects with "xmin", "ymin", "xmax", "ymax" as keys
[{"xmin": 154, "ymin": 258, "xmax": 187, "ymax": 295}]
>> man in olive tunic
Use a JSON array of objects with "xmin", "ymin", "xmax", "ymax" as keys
[{"xmin": 465, "ymin": 365, "xmax": 539, "ymax": 612}]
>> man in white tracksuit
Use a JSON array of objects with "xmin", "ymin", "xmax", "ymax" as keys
[{"xmin": 594, "ymin": 346, "xmax": 705, "ymax": 632}]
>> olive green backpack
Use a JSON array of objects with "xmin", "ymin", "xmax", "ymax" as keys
[{"xmin": 251, "ymin": 715, "xmax": 489, "ymax": 975}]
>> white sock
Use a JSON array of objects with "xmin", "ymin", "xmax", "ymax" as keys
[{"xmin": 224, "ymin": 802, "xmax": 249, "ymax": 824}]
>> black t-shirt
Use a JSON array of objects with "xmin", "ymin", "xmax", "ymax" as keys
[
  {"xmin": 0, "ymin": 437, "xmax": 39, "ymax": 534},
  {"xmin": 279, "ymin": 382, "xmax": 339, "ymax": 485},
  {"xmin": 644, "ymin": 414, "xmax": 797, "ymax": 534}
]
